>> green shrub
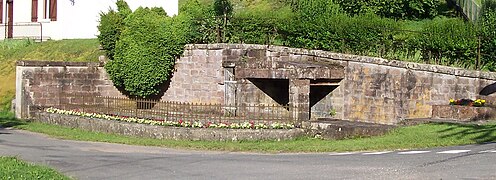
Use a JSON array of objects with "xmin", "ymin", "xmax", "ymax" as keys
[
  {"xmin": 279, "ymin": 0, "xmax": 345, "ymax": 50},
  {"xmin": 106, "ymin": 7, "xmax": 187, "ymax": 98},
  {"xmin": 229, "ymin": 2, "xmax": 292, "ymax": 44},
  {"xmin": 478, "ymin": 0, "xmax": 496, "ymax": 71},
  {"xmin": 97, "ymin": 0, "xmax": 131, "ymax": 60},
  {"xmin": 335, "ymin": 0, "xmax": 440, "ymax": 20},
  {"xmin": 180, "ymin": 0, "xmax": 218, "ymax": 43},
  {"xmin": 280, "ymin": 0, "xmax": 399, "ymax": 56},
  {"xmin": 116, "ymin": 0, "xmax": 132, "ymax": 17},
  {"xmin": 418, "ymin": 18, "xmax": 477, "ymax": 67}
]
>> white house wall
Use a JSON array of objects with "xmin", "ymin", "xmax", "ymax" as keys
[{"xmin": 2, "ymin": 0, "xmax": 178, "ymax": 40}]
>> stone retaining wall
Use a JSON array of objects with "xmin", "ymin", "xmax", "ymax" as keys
[
  {"xmin": 187, "ymin": 44, "xmax": 496, "ymax": 124},
  {"xmin": 35, "ymin": 112, "xmax": 305, "ymax": 141},
  {"xmin": 15, "ymin": 61, "xmax": 120, "ymax": 118},
  {"xmin": 16, "ymin": 44, "xmax": 496, "ymax": 124}
]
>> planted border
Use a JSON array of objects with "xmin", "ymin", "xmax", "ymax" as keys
[{"xmin": 45, "ymin": 108, "xmax": 295, "ymax": 129}]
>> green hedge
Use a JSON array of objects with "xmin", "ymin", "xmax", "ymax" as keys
[
  {"xmin": 97, "ymin": 0, "xmax": 131, "ymax": 60},
  {"xmin": 280, "ymin": 0, "xmax": 400, "ymax": 56},
  {"xmin": 105, "ymin": 7, "xmax": 187, "ymax": 98},
  {"xmin": 179, "ymin": 0, "xmax": 218, "ymax": 44},
  {"xmin": 418, "ymin": 18, "xmax": 477, "ymax": 68},
  {"xmin": 479, "ymin": 0, "xmax": 496, "ymax": 71},
  {"xmin": 229, "ymin": 3, "xmax": 292, "ymax": 44},
  {"xmin": 335, "ymin": 0, "xmax": 440, "ymax": 20}
]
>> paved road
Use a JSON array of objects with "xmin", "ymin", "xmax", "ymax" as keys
[{"xmin": 1, "ymin": 128, "xmax": 495, "ymax": 180}]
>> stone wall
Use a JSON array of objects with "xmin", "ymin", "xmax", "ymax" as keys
[
  {"xmin": 15, "ymin": 47, "xmax": 226, "ymax": 119},
  {"xmin": 16, "ymin": 44, "xmax": 496, "ymax": 124},
  {"xmin": 261, "ymin": 46, "xmax": 496, "ymax": 124},
  {"xmin": 186, "ymin": 44, "xmax": 496, "ymax": 124},
  {"xmin": 163, "ymin": 48, "xmax": 225, "ymax": 104},
  {"xmin": 15, "ymin": 61, "xmax": 122, "ymax": 118}
]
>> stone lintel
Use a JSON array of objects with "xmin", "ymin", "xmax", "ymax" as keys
[{"xmin": 235, "ymin": 68, "xmax": 344, "ymax": 80}]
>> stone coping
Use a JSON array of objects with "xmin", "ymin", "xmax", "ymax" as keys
[
  {"xmin": 17, "ymin": 44, "xmax": 496, "ymax": 80},
  {"xmin": 34, "ymin": 112, "xmax": 305, "ymax": 141},
  {"xmin": 185, "ymin": 43, "xmax": 496, "ymax": 80},
  {"xmin": 17, "ymin": 60, "xmax": 103, "ymax": 67}
]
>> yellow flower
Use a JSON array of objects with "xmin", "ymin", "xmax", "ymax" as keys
[
  {"xmin": 449, "ymin": 99, "xmax": 455, "ymax": 103},
  {"xmin": 482, "ymin": 99, "xmax": 486, "ymax": 103}
]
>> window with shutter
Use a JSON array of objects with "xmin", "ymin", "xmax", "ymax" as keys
[
  {"xmin": 0, "ymin": 0, "xmax": 3, "ymax": 24},
  {"xmin": 32, "ymin": 0, "xmax": 38, "ymax": 22},
  {"xmin": 49, "ymin": 0, "xmax": 56, "ymax": 21}
]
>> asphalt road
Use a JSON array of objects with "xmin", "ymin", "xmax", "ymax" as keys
[{"xmin": 0, "ymin": 128, "xmax": 495, "ymax": 180}]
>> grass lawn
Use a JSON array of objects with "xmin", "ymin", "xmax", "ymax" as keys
[
  {"xmin": 2, "ymin": 111, "xmax": 495, "ymax": 153},
  {"xmin": 0, "ymin": 156, "xmax": 70, "ymax": 180},
  {"xmin": 0, "ymin": 39, "xmax": 102, "ymax": 111}
]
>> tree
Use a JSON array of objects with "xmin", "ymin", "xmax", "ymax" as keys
[
  {"xmin": 97, "ymin": 0, "xmax": 131, "ymax": 60},
  {"xmin": 105, "ymin": 7, "xmax": 187, "ymax": 98},
  {"xmin": 213, "ymin": 0, "xmax": 233, "ymax": 42}
]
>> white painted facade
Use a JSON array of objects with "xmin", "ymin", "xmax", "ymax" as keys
[{"xmin": 1, "ymin": 0, "xmax": 178, "ymax": 40}]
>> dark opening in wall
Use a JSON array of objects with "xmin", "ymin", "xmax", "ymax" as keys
[
  {"xmin": 248, "ymin": 78, "xmax": 289, "ymax": 106},
  {"xmin": 310, "ymin": 86, "xmax": 338, "ymax": 108}
]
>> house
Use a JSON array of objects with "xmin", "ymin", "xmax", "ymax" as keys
[{"xmin": 0, "ymin": 0, "xmax": 178, "ymax": 40}]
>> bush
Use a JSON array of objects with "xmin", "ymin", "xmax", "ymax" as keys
[
  {"xmin": 179, "ymin": 0, "xmax": 218, "ymax": 43},
  {"xmin": 335, "ymin": 0, "xmax": 440, "ymax": 20},
  {"xmin": 97, "ymin": 0, "xmax": 131, "ymax": 60},
  {"xmin": 418, "ymin": 18, "xmax": 477, "ymax": 67},
  {"xmin": 280, "ymin": 0, "xmax": 399, "ymax": 56},
  {"xmin": 279, "ymin": 0, "xmax": 346, "ymax": 50},
  {"xmin": 229, "ymin": 2, "xmax": 292, "ymax": 44},
  {"xmin": 478, "ymin": 0, "xmax": 496, "ymax": 71},
  {"xmin": 105, "ymin": 7, "xmax": 187, "ymax": 98}
]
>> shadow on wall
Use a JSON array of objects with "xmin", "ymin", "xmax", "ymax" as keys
[{"xmin": 113, "ymin": 73, "xmax": 174, "ymax": 109}]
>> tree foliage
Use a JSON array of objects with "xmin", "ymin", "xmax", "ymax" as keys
[
  {"xmin": 99, "ymin": 0, "xmax": 495, "ymax": 100},
  {"xmin": 418, "ymin": 18, "xmax": 477, "ymax": 67},
  {"xmin": 180, "ymin": 0, "xmax": 218, "ymax": 43},
  {"xmin": 104, "ymin": 7, "xmax": 188, "ymax": 98},
  {"xmin": 97, "ymin": 0, "xmax": 131, "ymax": 60},
  {"xmin": 334, "ymin": 0, "xmax": 440, "ymax": 20},
  {"xmin": 280, "ymin": 0, "xmax": 399, "ymax": 55},
  {"xmin": 479, "ymin": 0, "xmax": 496, "ymax": 71}
]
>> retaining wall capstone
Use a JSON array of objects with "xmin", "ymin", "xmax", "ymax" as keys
[{"xmin": 35, "ymin": 112, "xmax": 305, "ymax": 141}]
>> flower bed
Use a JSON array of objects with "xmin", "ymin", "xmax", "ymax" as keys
[
  {"xmin": 449, "ymin": 98, "xmax": 486, "ymax": 107},
  {"xmin": 431, "ymin": 105, "xmax": 494, "ymax": 121},
  {"xmin": 45, "ymin": 108, "xmax": 295, "ymax": 129}
]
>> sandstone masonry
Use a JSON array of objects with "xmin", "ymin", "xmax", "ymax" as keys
[{"xmin": 16, "ymin": 44, "xmax": 496, "ymax": 124}]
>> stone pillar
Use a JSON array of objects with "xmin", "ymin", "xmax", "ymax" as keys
[{"xmin": 289, "ymin": 79, "xmax": 310, "ymax": 122}]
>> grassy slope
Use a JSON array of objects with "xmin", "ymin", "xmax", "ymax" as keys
[
  {"xmin": 2, "ymin": 111, "xmax": 495, "ymax": 153},
  {"xmin": 0, "ymin": 156, "xmax": 70, "ymax": 180},
  {"xmin": 0, "ymin": 39, "xmax": 102, "ymax": 110}
]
